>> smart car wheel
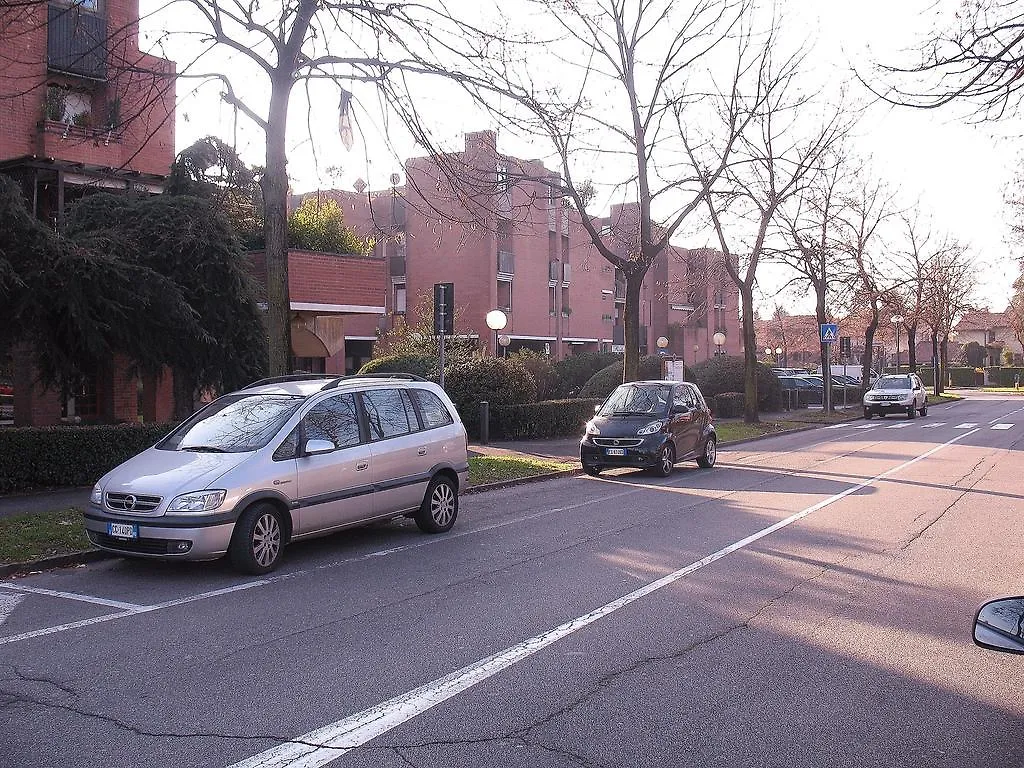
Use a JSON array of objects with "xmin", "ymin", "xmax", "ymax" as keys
[
  {"xmin": 229, "ymin": 502, "xmax": 284, "ymax": 575},
  {"xmin": 696, "ymin": 436, "xmax": 717, "ymax": 468},
  {"xmin": 415, "ymin": 475, "xmax": 458, "ymax": 533},
  {"xmin": 653, "ymin": 444, "xmax": 675, "ymax": 477},
  {"xmin": 584, "ymin": 465, "xmax": 603, "ymax": 477}
]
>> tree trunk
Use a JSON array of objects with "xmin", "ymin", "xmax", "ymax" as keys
[
  {"xmin": 931, "ymin": 330, "xmax": 940, "ymax": 395},
  {"xmin": 740, "ymin": 282, "xmax": 759, "ymax": 424},
  {"xmin": 815, "ymin": 285, "xmax": 829, "ymax": 411},
  {"xmin": 262, "ymin": 77, "xmax": 294, "ymax": 377},
  {"xmin": 907, "ymin": 323, "xmax": 918, "ymax": 371},
  {"xmin": 862, "ymin": 316, "xmax": 879, "ymax": 388},
  {"xmin": 622, "ymin": 271, "xmax": 643, "ymax": 383},
  {"xmin": 940, "ymin": 334, "xmax": 949, "ymax": 392},
  {"xmin": 171, "ymin": 366, "xmax": 196, "ymax": 422}
]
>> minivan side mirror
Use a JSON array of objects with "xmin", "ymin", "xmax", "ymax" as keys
[
  {"xmin": 594, "ymin": 404, "xmax": 601, "ymax": 413},
  {"xmin": 973, "ymin": 596, "xmax": 1024, "ymax": 654},
  {"xmin": 303, "ymin": 439, "xmax": 336, "ymax": 457}
]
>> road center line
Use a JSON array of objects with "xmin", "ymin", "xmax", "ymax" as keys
[
  {"xmin": 991, "ymin": 404, "xmax": 1024, "ymax": 425},
  {"xmin": 226, "ymin": 429, "xmax": 981, "ymax": 768}
]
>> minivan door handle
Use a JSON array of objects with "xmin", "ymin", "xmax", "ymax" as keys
[
  {"xmin": 417, "ymin": 447, "xmax": 428, "ymax": 456},
  {"xmin": 356, "ymin": 461, "xmax": 369, "ymax": 471}
]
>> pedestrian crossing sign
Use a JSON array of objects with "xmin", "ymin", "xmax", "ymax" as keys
[{"xmin": 820, "ymin": 323, "xmax": 838, "ymax": 343}]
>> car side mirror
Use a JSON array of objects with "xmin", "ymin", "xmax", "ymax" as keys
[
  {"xmin": 594, "ymin": 405, "xmax": 601, "ymax": 413},
  {"xmin": 974, "ymin": 596, "xmax": 1024, "ymax": 654},
  {"xmin": 303, "ymin": 439, "xmax": 336, "ymax": 457},
  {"xmin": 671, "ymin": 404, "xmax": 689, "ymax": 415}
]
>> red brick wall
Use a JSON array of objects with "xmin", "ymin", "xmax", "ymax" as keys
[
  {"xmin": 250, "ymin": 250, "xmax": 387, "ymax": 308},
  {"xmin": 0, "ymin": 0, "xmax": 176, "ymax": 177},
  {"xmin": 11, "ymin": 345, "xmax": 62, "ymax": 427}
]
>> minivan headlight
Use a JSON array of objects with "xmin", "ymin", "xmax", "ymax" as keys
[
  {"xmin": 90, "ymin": 484, "xmax": 103, "ymax": 505},
  {"xmin": 168, "ymin": 490, "xmax": 227, "ymax": 514},
  {"xmin": 637, "ymin": 420, "xmax": 666, "ymax": 436}
]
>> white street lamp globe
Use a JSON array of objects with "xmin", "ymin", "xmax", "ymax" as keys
[
  {"xmin": 765, "ymin": 347, "xmax": 772, "ymax": 356},
  {"xmin": 891, "ymin": 315, "xmax": 904, "ymax": 325},
  {"xmin": 656, "ymin": 336, "xmax": 669, "ymax": 349},
  {"xmin": 775, "ymin": 347, "xmax": 782, "ymax": 356},
  {"xmin": 486, "ymin": 310, "xmax": 508, "ymax": 331},
  {"xmin": 713, "ymin": 332, "xmax": 726, "ymax": 346}
]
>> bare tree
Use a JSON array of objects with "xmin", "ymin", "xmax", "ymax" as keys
[
  {"xmin": 434, "ymin": 0, "xmax": 796, "ymax": 383},
  {"xmin": 921, "ymin": 243, "xmax": 978, "ymax": 391},
  {"xmin": 867, "ymin": 1, "xmax": 1024, "ymax": 120},
  {"xmin": 700, "ymin": 67, "xmax": 850, "ymax": 422},
  {"xmin": 837, "ymin": 174, "xmax": 900, "ymax": 388}
]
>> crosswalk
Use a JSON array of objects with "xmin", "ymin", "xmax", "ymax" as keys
[{"xmin": 825, "ymin": 420, "xmax": 1015, "ymax": 433}]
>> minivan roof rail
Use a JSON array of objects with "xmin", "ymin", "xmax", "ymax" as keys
[
  {"xmin": 243, "ymin": 374, "xmax": 341, "ymax": 389},
  {"xmin": 320, "ymin": 372, "xmax": 427, "ymax": 390}
]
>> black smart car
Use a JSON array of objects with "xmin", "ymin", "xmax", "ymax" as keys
[{"xmin": 580, "ymin": 380, "xmax": 717, "ymax": 477}]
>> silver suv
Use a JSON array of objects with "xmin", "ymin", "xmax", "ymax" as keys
[
  {"xmin": 84, "ymin": 374, "xmax": 469, "ymax": 573},
  {"xmin": 862, "ymin": 373, "xmax": 928, "ymax": 419}
]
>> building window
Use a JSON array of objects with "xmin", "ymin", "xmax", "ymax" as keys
[
  {"xmin": 549, "ymin": 285, "xmax": 556, "ymax": 316},
  {"xmin": 394, "ymin": 282, "xmax": 406, "ymax": 314},
  {"xmin": 562, "ymin": 286, "xmax": 571, "ymax": 317},
  {"xmin": 498, "ymin": 279, "xmax": 512, "ymax": 312},
  {"xmin": 988, "ymin": 330, "xmax": 997, "ymax": 343}
]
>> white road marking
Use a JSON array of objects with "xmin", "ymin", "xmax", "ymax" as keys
[
  {"xmin": 0, "ymin": 593, "xmax": 25, "ymax": 627},
  {"xmin": 853, "ymin": 424, "xmax": 876, "ymax": 429},
  {"xmin": 921, "ymin": 423, "xmax": 946, "ymax": 429},
  {"xmin": 990, "ymin": 404, "xmax": 1024, "ymax": 425},
  {"xmin": 992, "ymin": 424, "xmax": 1013, "ymax": 430},
  {"xmin": 226, "ymin": 429, "xmax": 980, "ymax": 768},
  {"xmin": 885, "ymin": 423, "xmax": 912, "ymax": 429},
  {"xmin": 0, "ymin": 583, "xmax": 145, "ymax": 611},
  {"xmin": 954, "ymin": 423, "xmax": 978, "ymax": 429}
]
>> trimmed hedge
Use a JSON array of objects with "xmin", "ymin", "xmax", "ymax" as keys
[
  {"xmin": 692, "ymin": 356, "xmax": 782, "ymax": 412},
  {"xmin": 491, "ymin": 398, "xmax": 602, "ymax": 440},
  {"xmin": 358, "ymin": 354, "xmax": 436, "ymax": 380},
  {"xmin": 446, "ymin": 357, "xmax": 537, "ymax": 438},
  {"xmin": 551, "ymin": 352, "xmax": 622, "ymax": 397},
  {"xmin": 986, "ymin": 367, "xmax": 1024, "ymax": 386},
  {"xmin": 578, "ymin": 356, "xmax": 686, "ymax": 399},
  {"xmin": 948, "ymin": 367, "xmax": 980, "ymax": 387},
  {"xmin": 0, "ymin": 423, "xmax": 173, "ymax": 493},
  {"xmin": 713, "ymin": 392, "xmax": 745, "ymax": 418}
]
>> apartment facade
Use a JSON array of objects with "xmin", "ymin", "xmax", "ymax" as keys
[
  {"xmin": 0, "ymin": 0, "xmax": 177, "ymax": 425},
  {"xmin": 304, "ymin": 131, "xmax": 740, "ymax": 366}
]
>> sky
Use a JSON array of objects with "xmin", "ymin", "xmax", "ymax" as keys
[{"xmin": 147, "ymin": 0, "xmax": 1021, "ymax": 315}]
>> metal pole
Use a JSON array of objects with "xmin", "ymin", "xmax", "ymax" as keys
[
  {"xmin": 479, "ymin": 401, "xmax": 489, "ymax": 444},
  {"xmin": 439, "ymin": 331, "xmax": 446, "ymax": 390}
]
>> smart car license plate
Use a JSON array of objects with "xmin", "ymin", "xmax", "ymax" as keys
[
  {"xmin": 107, "ymin": 522, "xmax": 138, "ymax": 539},
  {"xmin": 605, "ymin": 448, "xmax": 626, "ymax": 456}
]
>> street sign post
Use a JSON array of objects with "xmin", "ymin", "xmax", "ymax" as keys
[
  {"xmin": 820, "ymin": 324, "xmax": 839, "ymax": 412},
  {"xmin": 433, "ymin": 283, "xmax": 453, "ymax": 388}
]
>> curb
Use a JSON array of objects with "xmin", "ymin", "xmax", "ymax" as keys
[{"xmin": 0, "ymin": 549, "xmax": 110, "ymax": 579}]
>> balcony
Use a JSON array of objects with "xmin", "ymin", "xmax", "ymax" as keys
[{"xmin": 48, "ymin": 4, "xmax": 107, "ymax": 80}]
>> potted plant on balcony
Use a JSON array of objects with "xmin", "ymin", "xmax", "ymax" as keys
[{"xmin": 44, "ymin": 86, "xmax": 66, "ymax": 122}]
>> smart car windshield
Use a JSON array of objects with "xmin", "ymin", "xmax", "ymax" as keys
[
  {"xmin": 876, "ymin": 376, "xmax": 912, "ymax": 390},
  {"xmin": 158, "ymin": 394, "xmax": 305, "ymax": 453},
  {"xmin": 600, "ymin": 384, "xmax": 672, "ymax": 417}
]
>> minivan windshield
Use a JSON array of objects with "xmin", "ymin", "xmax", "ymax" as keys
[
  {"xmin": 158, "ymin": 393, "xmax": 305, "ymax": 453},
  {"xmin": 875, "ymin": 376, "xmax": 912, "ymax": 390},
  {"xmin": 599, "ymin": 384, "xmax": 672, "ymax": 417}
]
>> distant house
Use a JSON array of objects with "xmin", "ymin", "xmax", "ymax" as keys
[{"xmin": 955, "ymin": 310, "xmax": 1023, "ymax": 366}]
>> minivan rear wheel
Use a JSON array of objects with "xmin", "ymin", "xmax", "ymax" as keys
[
  {"xmin": 229, "ymin": 502, "xmax": 284, "ymax": 574},
  {"xmin": 415, "ymin": 475, "xmax": 458, "ymax": 533}
]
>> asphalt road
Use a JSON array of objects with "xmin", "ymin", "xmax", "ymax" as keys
[{"xmin": 2, "ymin": 393, "xmax": 1024, "ymax": 768}]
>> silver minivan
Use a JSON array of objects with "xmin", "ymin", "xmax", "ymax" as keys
[{"xmin": 84, "ymin": 374, "xmax": 469, "ymax": 573}]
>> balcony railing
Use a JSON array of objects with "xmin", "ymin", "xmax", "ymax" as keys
[{"xmin": 48, "ymin": 4, "xmax": 107, "ymax": 80}]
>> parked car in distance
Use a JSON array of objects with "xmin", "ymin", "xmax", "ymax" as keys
[
  {"xmin": 580, "ymin": 380, "xmax": 717, "ymax": 478},
  {"xmin": 85, "ymin": 374, "xmax": 469, "ymax": 574},
  {"xmin": 772, "ymin": 368, "xmax": 807, "ymax": 377},
  {"xmin": 862, "ymin": 373, "xmax": 928, "ymax": 419}
]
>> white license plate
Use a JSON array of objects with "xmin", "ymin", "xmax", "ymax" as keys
[
  {"xmin": 108, "ymin": 522, "xmax": 138, "ymax": 539},
  {"xmin": 605, "ymin": 448, "xmax": 626, "ymax": 456}
]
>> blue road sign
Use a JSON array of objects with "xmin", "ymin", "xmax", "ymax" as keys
[{"xmin": 820, "ymin": 323, "xmax": 838, "ymax": 343}]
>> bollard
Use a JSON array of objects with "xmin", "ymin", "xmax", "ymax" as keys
[{"xmin": 479, "ymin": 401, "xmax": 489, "ymax": 445}]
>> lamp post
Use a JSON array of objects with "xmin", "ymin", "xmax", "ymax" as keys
[
  {"xmin": 485, "ymin": 310, "xmax": 508, "ymax": 357},
  {"xmin": 775, "ymin": 346, "xmax": 783, "ymax": 368},
  {"xmin": 891, "ymin": 315, "xmax": 904, "ymax": 373},
  {"xmin": 765, "ymin": 347, "xmax": 773, "ymax": 364},
  {"xmin": 713, "ymin": 331, "xmax": 726, "ymax": 357},
  {"xmin": 657, "ymin": 336, "xmax": 671, "ymax": 379}
]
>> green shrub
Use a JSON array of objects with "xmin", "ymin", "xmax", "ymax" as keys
[
  {"xmin": 507, "ymin": 350, "xmax": 560, "ymax": 400},
  {"xmin": 358, "ymin": 354, "xmax": 436, "ymax": 380},
  {"xmin": 578, "ymin": 356, "xmax": 679, "ymax": 399},
  {"xmin": 446, "ymin": 357, "xmax": 537, "ymax": 437},
  {"xmin": 0, "ymin": 424, "xmax": 173, "ymax": 492},
  {"xmin": 692, "ymin": 356, "xmax": 781, "ymax": 412},
  {"xmin": 948, "ymin": 367, "xmax": 979, "ymax": 387},
  {"xmin": 551, "ymin": 352, "xmax": 621, "ymax": 397},
  {"xmin": 713, "ymin": 392, "xmax": 745, "ymax": 418},
  {"xmin": 491, "ymin": 398, "xmax": 602, "ymax": 439},
  {"xmin": 993, "ymin": 367, "xmax": 1024, "ymax": 386},
  {"xmin": 287, "ymin": 197, "xmax": 367, "ymax": 254}
]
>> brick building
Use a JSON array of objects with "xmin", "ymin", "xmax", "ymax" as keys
[
  {"xmin": 0, "ymin": 0, "xmax": 178, "ymax": 426},
  {"xmin": 299, "ymin": 131, "xmax": 741, "ymax": 366},
  {"xmin": 954, "ymin": 309, "xmax": 1023, "ymax": 366}
]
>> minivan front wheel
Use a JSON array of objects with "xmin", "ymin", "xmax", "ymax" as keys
[
  {"xmin": 229, "ymin": 503, "xmax": 284, "ymax": 574},
  {"xmin": 415, "ymin": 475, "xmax": 458, "ymax": 533}
]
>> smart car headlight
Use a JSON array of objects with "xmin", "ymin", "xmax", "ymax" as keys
[
  {"xmin": 637, "ymin": 420, "xmax": 667, "ymax": 436},
  {"xmin": 585, "ymin": 421, "xmax": 601, "ymax": 436},
  {"xmin": 168, "ymin": 490, "xmax": 227, "ymax": 514}
]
